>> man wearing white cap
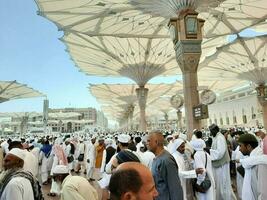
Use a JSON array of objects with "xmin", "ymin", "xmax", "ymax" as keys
[
  {"xmin": 75, "ymin": 138, "xmax": 86, "ymax": 173},
  {"xmin": 105, "ymin": 134, "xmax": 132, "ymax": 174},
  {"xmin": 52, "ymin": 165, "xmax": 98, "ymax": 200},
  {"xmin": 100, "ymin": 138, "xmax": 116, "ymax": 173},
  {"xmin": 172, "ymin": 139, "xmax": 203, "ymax": 200},
  {"xmin": 190, "ymin": 139, "xmax": 216, "ymax": 200},
  {"xmin": 0, "ymin": 148, "xmax": 43, "ymax": 200},
  {"xmin": 86, "ymin": 136, "xmax": 96, "ymax": 180}
]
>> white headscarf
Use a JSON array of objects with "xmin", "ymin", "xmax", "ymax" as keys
[
  {"xmin": 190, "ymin": 139, "xmax": 206, "ymax": 151},
  {"xmin": 170, "ymin": 138, "xmax": 185, "ymax": 154}
]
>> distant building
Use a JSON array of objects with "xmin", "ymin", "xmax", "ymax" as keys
[
  {"xmin": 48, "ymin": 107, "xmax": 108, "ymax": 132},
  {"xmin": 208, "ymin": 88, "xmax": 262, "ymax": 128},
  {"xmin": 0, "ymin": 107, "xmax": 108, "ymax": 134}
]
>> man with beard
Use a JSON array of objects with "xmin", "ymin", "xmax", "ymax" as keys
[
  {"xmin": 209, "ymin": 124, "xmax": 236, "ymax": 200},
  {"xmin": 87, "ymin": 136, "xmax": 96, "ymax": 180},
  {"xmin": 238, "ymin": 134, "xmax": 266, "ymax": 200},
  {"xmin": 52, "ymin": 165, "xmax": 98, "ymax": 200},
  {"xmin": 0, "ymin": 148, "xmax": 43, "ymax": 200}
]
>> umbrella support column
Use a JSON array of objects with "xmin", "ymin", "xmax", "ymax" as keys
[
  {"xmin": 128, "ymin": 105, "xmax": 134, "ymax": 131},
  {"xmin": 261, "ymin": 104, "xmax": 267, "ymax": 129},
  {"xmin": 169, "ymin": 11, "xmax": 204, "ymax": 139},
  {"xmin": 181, "ymin": 70, "xmax": 201, "ymax": 137},
  {"xmin": 136, "ymin": 86, "xmax": 148, "ymax": 132}
]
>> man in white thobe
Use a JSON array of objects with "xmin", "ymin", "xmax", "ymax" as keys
[
  {"xmin": 0, "ymin": 148, "xmax": 40, "ymax": 200},
  {"xmin": 172, "ymin": 138, "xmax": 202, "ymax": 200},
  {"xmin": 75, "ymin": 138, "xmax": 86, "ymax": 173},
  {"xmin": 86, "ymin": 137, "xmax": 96, "ymax": 180},
  {"xmin": 24, "ymin": 149, "xmax": 39, "ymax": 177},
  {"xmin": 52, "ymin": 165, "xmax": 98, "ymax": 200},
  {"xmin": 238, "ymin": 134, "xmax": 267, "ymax": 200},
  {"xmin": 209, "ymin": 124, "xmax": 236, "ymax": 200},
  {"xmin": 191, "ymin": 139, "xmax": 216, "ymax": 200},
  {"xmin": 232, "ymin": 145, "xmax": 245, "ymax": 199}
]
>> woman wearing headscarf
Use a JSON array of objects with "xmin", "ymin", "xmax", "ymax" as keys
[{"xmin": 190, "ymin": 139, "xmax": 216, "ymax": 200}]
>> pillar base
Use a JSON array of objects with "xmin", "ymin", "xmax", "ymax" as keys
[{"xmin": 136, "ymin": 87, "xmax": 148, "ymax": 132}]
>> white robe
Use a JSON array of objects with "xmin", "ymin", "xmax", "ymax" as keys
[
  {"xmin": 172, "ymin": 151, "xmax": 196, "ymax": 200},
  {"xmin": 172, "ymin": 151, "xmax": 187, "ymax": 200},
  {"xmin": 137, "ymin": 151, "xmax": 155, "ymax": 170},
  {"xmin": 39, "ymin": 151, "xmax": 50, "ymax": 183},
  {"xmin": 232, "ymin": 146, "xmax": 246, "ymax": 199},
  {"xmin": 0, "ymin": 177, "xmax": 34, "ymax": 200},
  {"xmin": 86, "ymin": 142, "xmax": 96, "ymax": 178},
  {"xmin": 64, "ymin": 144, "xmax": 74, "ymax": 170},
  {"xmin": 240, "ymin": 148, "xmax": 266, "ymax": 200},
  {"xmin": 210, "ymin": 133, "xmax": 236, "ymax": 200},
  {"xmin": 23, "ymin": 151, "xmax": 38, "ymax": 177},
  {"xmin": 193, "ymin": 150, "xmax": 216, "ymax": 200},
  {"xmin": 61, "ymin": 175, "xmax": 98, "ymax": 200},
  {"xmin": 50, "ymin": 147, "xmax": 65, "ymax": 194}
]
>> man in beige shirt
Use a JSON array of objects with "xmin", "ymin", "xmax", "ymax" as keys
[{"xmin": 52, "ymin": 165, "xmax": 98, "ymax": 200}]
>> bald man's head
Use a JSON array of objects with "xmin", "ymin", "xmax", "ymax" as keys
[
  {"xmin": 117, "ymin": 162, "xmax": 148, "ymax": 172},
  {"xmin": 109, "ymin": 162, "xmax": 158, "ymax": 200}
]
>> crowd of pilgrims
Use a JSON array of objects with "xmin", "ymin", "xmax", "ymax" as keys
[{"xmin": 0, "ymin": 124, "xmax": 266, "ymax": 200}]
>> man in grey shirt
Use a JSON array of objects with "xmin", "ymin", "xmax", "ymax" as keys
[{"xmin": 146, "ymin": 130, "xmax": 183, "ymax": 200}]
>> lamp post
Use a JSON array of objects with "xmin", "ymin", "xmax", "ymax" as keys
[{"xmin": 168, "ymin": 10, "xmax": 204, "ymax": 139}]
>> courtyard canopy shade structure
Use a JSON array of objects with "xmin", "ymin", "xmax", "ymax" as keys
[
  {"xmin": 66, "ymin": 33, "xmax": 180, "ymax": 131},
  {"xmin": 63, "ymin": 33, "xmax": 179, "ymax": 86},
  {"xmin": 0, "ymin": 81, "xmax": 44, "ymax": 103},
  {"xmin": 35, "ymin": 0, "xmax": 267, "ymax": 39},
  {"xmin": 199, "ymin": 35, "xmax": 267, "ymax": 128},
  {"xmin": 35, "ymin": 0, "xmax": 265, "ymax": 64},
  {"xmin": 89, "ymin": 83, "xmax": 178, "ymax": 130},
  {"xmin": 36, "ymin": 0, "xmax": 267, "ymax": 133},
  {"xmin": 199, "ymin": 35, "xmax": 267, "ymax": 85}
]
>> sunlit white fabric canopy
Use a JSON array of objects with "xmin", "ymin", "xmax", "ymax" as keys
[
  {"xmin": 199, "ymin": 35, "xmax": 267, "ymax": 85},
  {"xmin": 89, "ymin": 83, "xmax": 178, "ymax": 121},
  {"xmin": 36, "ymin": 0, "xmax": 267, "ymax": 38},
  {"xmin": 0, "ymin": 81, "xmax": 44, "ymax": 103},
  {"xmin": 63, "ymin": 33, "xmax": 179, "ymax": 86},
  {"xmin": 35, "ymin": 0, "xmax": 169, "ymax": 38},
  {"xmin": 130, "ymin": 0, "xmax": 225, "ymax": 18}
]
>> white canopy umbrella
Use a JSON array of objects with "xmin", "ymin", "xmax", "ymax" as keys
[
  {"xmin": 0, "ymin": 80, "xmax": 44, "ymax": 103},
  {"xmin": 89, "ymin": 83, "xmax": 177, "ymax": 129},
  {"xmin": 199, "ymin": 34, "xmax": 267, "ymax": 128}
]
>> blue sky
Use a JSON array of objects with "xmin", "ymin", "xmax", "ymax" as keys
[{"xmin": 0, "ymin": 0, "xmax": 179, "ymax": 113}]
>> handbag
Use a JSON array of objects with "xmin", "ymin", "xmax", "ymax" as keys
[
  {"xmin": 67, "ymin": 155, "xmax": 74, "ymax": 163},
  {"xmin": 236, "ymin": 165, "xmax": 245, "ymax": 177},
  {"xmin": 78, "ymin": 154, "xmax": 84, "ymax": 162},
  {"xmin": 193, "ymin": 153, "xmax": 211, "ymax": 193}
]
